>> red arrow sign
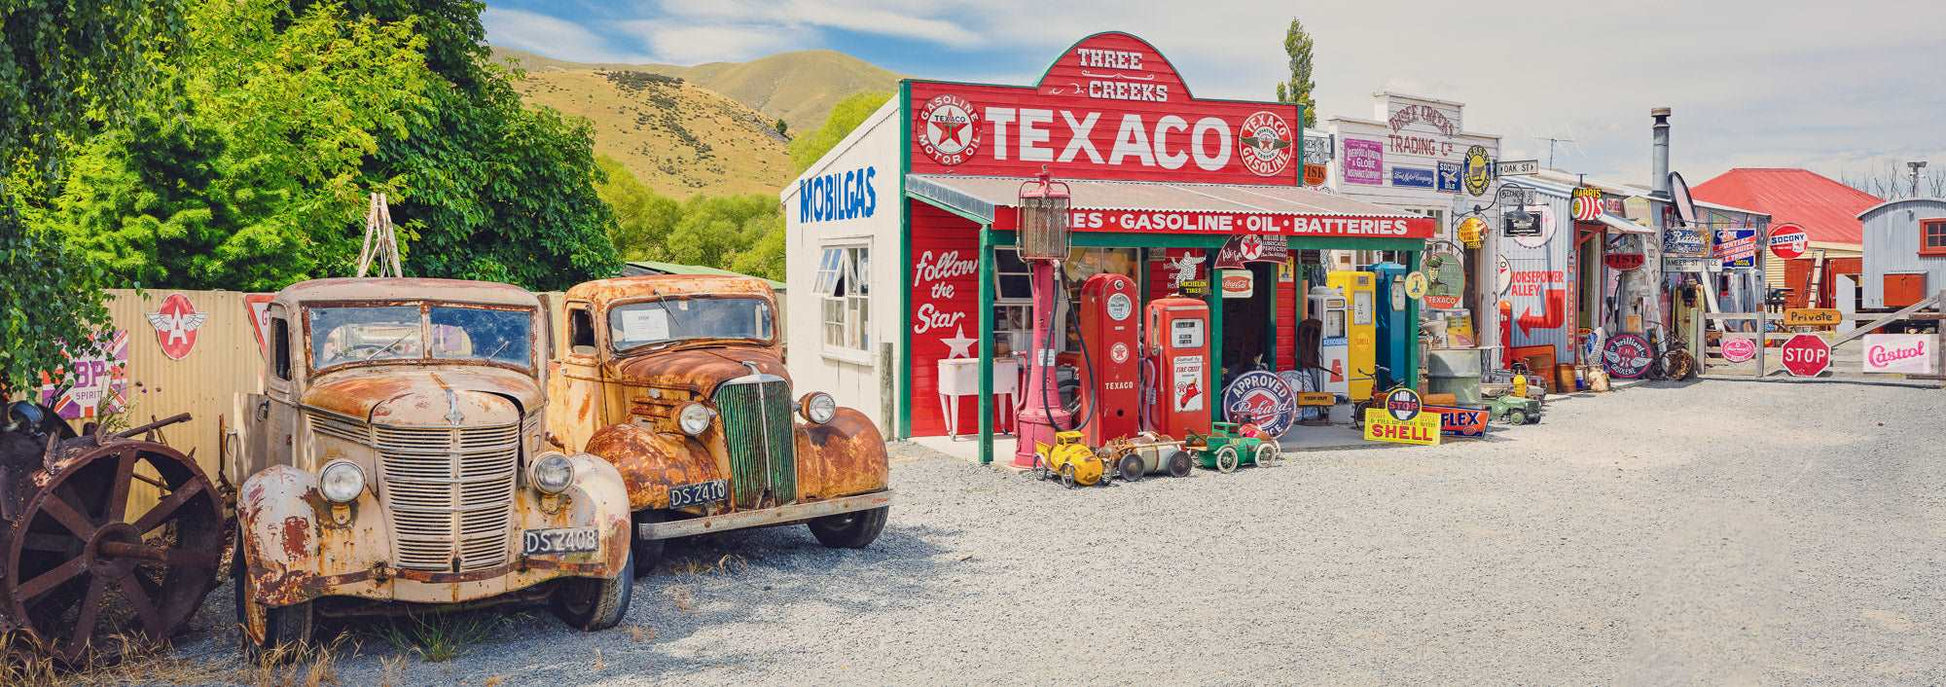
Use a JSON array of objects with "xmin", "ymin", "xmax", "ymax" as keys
[
  {"xmin": 1516, "ymin": 288, "xmax": 1566, "ymax": 337},
  {"xmin": 1780, "ymin": 333, "xmax": 1831, "ymax": 377}
]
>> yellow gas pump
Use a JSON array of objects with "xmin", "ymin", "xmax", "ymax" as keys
[{"xmin": 1326, "ymin": 271, "xmax": 1378, "ymax": 401}]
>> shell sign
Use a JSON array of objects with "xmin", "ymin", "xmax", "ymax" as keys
[{"xmin": 908, "ymin": 32, "xmax": 1301, "ymax": 185}]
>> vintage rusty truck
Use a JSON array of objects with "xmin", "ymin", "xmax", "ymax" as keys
[
  {"xmin": 231, "ymin": 278, "xmax": 633, "ymax": 653},
  {"xmin": 548, "ymin": 275, "xmax": 892, "ymax": 572}
]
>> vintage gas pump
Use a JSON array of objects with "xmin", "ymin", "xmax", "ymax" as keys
[
  {"xmin": 1369, "ymin": 262, "xmax": 1410, "ymax": 380},
  {"xmin": 1144, "ymin": 297, "xmax": 1211, "ymax": 439},
  {"xmin": 1012, "ymin": 173, "xmax": 1073, "ymax": 468},
  {"xmin": 1307, "ymin": 285, "xmax": 1350, "ymax": 397},
  {"xmin": 1325, "ymin": 271, "xmax": 1378, "ymax": 400},
  {"xmin": 1079, "ymin": 273, "xmax": 1139, "ymax": 445}
]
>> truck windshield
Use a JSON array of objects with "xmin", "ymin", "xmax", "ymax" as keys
[
  {"xmin": 609, "ymin": 297, "xmax": 773, "ymax": 352},
  {"xmin": 309, "ymin": 304, "xmax": 534, "ymax": 371}
]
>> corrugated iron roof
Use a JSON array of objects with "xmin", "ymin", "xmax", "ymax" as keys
[
  {"xmin": 1692, "ymin": 168, "xmax": 1880, "ymax": 245},
  {"xmin": 906, "ymin": 175, "xmax": 1421, "ymax": 223},
  {"xmin": 621, "ymin": 260, "xmax": 784, "ymax": 290}
]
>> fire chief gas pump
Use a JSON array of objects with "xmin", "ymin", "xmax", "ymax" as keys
[
  {"xmin": 1325, "ymin": 271, "xmax": 1377, "ymax": 401},
  {"xmin": 1369, "ymin": 262, "xmax": 1410, "ymax": 382},
  {"xmin": 1011, "ymin": 173, "xmax": 1073, "ymax": 468},
  {"xmin": 1079, "ymin": 273, "xmax": 1139, "ymax": 445},
  {"xmin": 1144, "ymin": 297, "xmax": 1211, "ymax": 439}
]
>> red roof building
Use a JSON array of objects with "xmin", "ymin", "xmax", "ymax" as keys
[{"xmin": 1692, "ymin": 168, "xmax": 1880, "ymax": 247}]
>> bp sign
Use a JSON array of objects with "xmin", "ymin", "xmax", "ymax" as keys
[
  {"xmin": 1221, "ymin": 370, "xmax": 1297, "ymax": 438},
  {"xmin": 1603, "ymin": 333, "xmax": 1654, "ymax": 379},
  {"xmin": 1781, "ymin": 333, "xmax": 1831, "ymax": 377}
]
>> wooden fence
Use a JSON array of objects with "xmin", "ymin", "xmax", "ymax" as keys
[{"xmin": 1701, "ymin": 290, "xmax": 1945, "ymax": 387}]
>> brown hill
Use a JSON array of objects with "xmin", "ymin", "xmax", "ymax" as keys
[
  {"xmin": 493, "ymin": 46, "xmax": 901, "ymax": 134},
  {"xmin": 509, "ymin": 68, "xmax": 791, "ymax": 197}
]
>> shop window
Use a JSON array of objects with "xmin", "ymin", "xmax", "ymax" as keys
[
  {"xmin": 1921, "ymin": 219, "xmax": 1946, "ymax": 257},
  {"xmin": 815, "ymin": 244, "xmax": 871, "ymax": 352}
]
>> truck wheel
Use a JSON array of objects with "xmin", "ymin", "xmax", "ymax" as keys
[
  {"xmin": 234, "ymin": 541, "xmax": 314, "ymax": 659},
  {"xmin": 1059, "ymin": 463, "xmax": 1078, "ymax": 489},
  {"xmin": 550, "ymin": 548, "xmax": 634, "ymax": 631},
  {"xmin": 1097, "ymin": 458, "xmax": 1114, "ymax": 487},
  {"xmin": 1117, "ymin": 453, "xmax": 1144, "ymax": 482},
  {"xmin": 1032, "ymin": 454, "xmax": 1050, "ymax": 480},
  {"xmin": 1253, "ymin": 443, "xmax": 1279, "ymax": 467},
  {"xmin": 808, "ymin": 506, "xmax": 890, "ymax": 548},
  {"xmin": 1508, "ymin": 409, "xmax": 1529, "ymax": 426},
  {"xmin": 630, "ymin": 510, "xmax": 669, "ymax": 578},
  {"xmin": 1167, "ymin": 451, "xmax": 1193, "ymax": 477},
  {"xmin": 1215, "ymin": 446, "xmax": 1240, "ymax": 474}
]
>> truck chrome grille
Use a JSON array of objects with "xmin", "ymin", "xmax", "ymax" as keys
[
  {"xmin": 373, "ymin": 422, "xmax": 519, "ymax": 572},
  {"xmin": 715, "ymin": 375, "xmax": 797, "ymax": 510}
]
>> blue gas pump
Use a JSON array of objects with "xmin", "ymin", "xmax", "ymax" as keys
[{"xmin": 1370, "ymin": 262, "xmax": 1410, "ymax": 380}]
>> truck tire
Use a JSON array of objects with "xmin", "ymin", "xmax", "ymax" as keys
[
  {"xmin": 1117, "ymin": 453, "xmax": 1144, "ymax": 482},
  {"xmin": 808, "ymin": 506, "xmax": 890, "ymax": 549},
  {"xmin": 1167, "ymin": 451, "xmax": 1193, "ymax": 478},
  {"xmin": 630, "ymin": 510, "xmax": 669, "ymax": 578},
  {"xmin": 550, "ymin": 549, "xmax": 634, "ymax": 631},
  {"xmin": 234, "ymin": 539, "xmax": 314, "ymax": 659},
  {"xmin": 1215, "ymin": 446, "xmax": 1240, "ymax": 474}
]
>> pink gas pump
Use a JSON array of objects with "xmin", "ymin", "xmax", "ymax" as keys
[{"xmin": 1012, "ymin": 172, "xmax": 1073, "ymax": 468}]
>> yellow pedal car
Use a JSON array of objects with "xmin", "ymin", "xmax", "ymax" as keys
[{"xmin": 1033, "ymin": 431, "xmax": 1112, "ymax": 488}]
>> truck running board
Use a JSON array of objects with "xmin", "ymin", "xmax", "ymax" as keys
[{"xmin": 639, "ymin": 490, "xmax": 895, "ymax": 540}]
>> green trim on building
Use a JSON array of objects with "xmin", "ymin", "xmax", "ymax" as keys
[{"xmin": 896, "ymin": 80, "xmax": 913, "ymax": 440}]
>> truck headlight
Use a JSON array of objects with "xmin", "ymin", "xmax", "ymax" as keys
[
  {"xmin": 798, "ymin": 392, "xmax": 837, "ymax": 424},
  {"xmin": 677, "ymin": 403, "xmax": 715, "ymax": 436},
  {"xmin": 530, "ymin": 452, "xmax": 576, "ymax": 494},
  {"xmin": 319, "ymin": 461, "xmax": 366, "ymax": 504}
]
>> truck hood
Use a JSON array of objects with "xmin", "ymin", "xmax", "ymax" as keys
[
  {"xmin": 613, "ymin": 346, "xmax": 791, "ymax": 396},
  {"xmin": 301, "ymin": 366, "xmax": 541, "ymax": 426}
]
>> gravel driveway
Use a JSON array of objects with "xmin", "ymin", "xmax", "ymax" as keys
[{"xmin": 144, "ymin": 379, "xmax": 1943, "ymax": 685}]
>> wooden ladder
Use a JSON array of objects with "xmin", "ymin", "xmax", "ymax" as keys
[{"xmin": 1805, "ymin": 249, "xmax": 1826, "ymax": 308}]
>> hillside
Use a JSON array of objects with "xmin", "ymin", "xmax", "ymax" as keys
[
  {"xmin": 493, "ymin": 46, "xmax": 901, "ymax": 135},
  {"xmin": 509, "ymin": 68, "xmax": 791, "ymax": 196}
]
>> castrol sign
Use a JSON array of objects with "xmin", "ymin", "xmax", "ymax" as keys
[{"xmin": 908, "ymin": 32, "xmax": 1299, "ymax": 185}]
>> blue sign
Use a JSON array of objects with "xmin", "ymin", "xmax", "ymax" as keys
[
  {"xmin": 1437, "ymin": 161, "xmax": 1462, "ymax": 193},
  {"xmin": 1715, "ymin": 228, "xmax": 1758, "ymax": 269},
  {"xmin": 1391, "ymin": 166, "xmax": 1436, "ymax": 189},
  {"xmin": 798, "ymin": 166, "xmax": 877, "ymax": 224}
]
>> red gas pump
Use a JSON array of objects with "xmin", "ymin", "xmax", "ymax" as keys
[
  {"xmin": 1143, "ymin": 297, "xmax": 1211, "ymax": 439},
  {"xmin": 1078, "ymin": 273, "xmax": 1139, "ymax": 445},
  {"xmin": 1012, "ymin": 172, "xmax": 1073, "ymax": 468}
]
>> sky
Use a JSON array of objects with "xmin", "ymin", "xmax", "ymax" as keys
[{"xmin": 484, "ymin": 0, "xmax": 1946, "ymax": 190}]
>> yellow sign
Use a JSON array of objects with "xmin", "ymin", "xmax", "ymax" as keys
[
  {"xmin": 1783, "ymin": 308, "xmax": 1842, "ymax": 327},
  {"xmin": 1403, "ymin": 272, "xmax": 1428, "ymax": 300},
  {"xmin": 1457, "ymin": 216, "xmax": 1486, "ymax": 248},
  {"xmin": 1296, "ymin": 391, "xmax": 1336, "ymax": 406},
  {"xmin": 1363, "ymin": 409, "xmax": 1441, "ymax": 446}
]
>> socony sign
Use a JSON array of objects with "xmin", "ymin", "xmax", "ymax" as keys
[{"xmin": 909, "ymin": 32, "xmax": 1299, "ymax": 185}]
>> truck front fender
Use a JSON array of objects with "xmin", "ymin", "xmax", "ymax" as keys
[
  {"xmin": 235, "ymin": 465, "xmax": 385, "ymax": 607},
  {"xmin": 795, "ymin": 407, "xmax": 889, "ymax": 500},
  {"xmin": 583, "ymin": 421, "xmax": 720, "ymax": 511}
]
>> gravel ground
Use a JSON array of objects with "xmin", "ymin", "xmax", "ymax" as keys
[{"xmin": 141, "ymin": 379, "xmax": 1943, "ymax": 685}]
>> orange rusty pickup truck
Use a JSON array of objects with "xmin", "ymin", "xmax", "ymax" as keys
[{"xmin": 548, "ymin": 275, "xmax": 892, "ymax": 572}]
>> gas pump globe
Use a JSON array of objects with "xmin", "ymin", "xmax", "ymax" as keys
[{"xmin": 1014, "ymin": 172, "xmax": 1075, "ymax": 467}]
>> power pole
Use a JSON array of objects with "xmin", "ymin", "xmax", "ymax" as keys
[{"xmin": 1910, "ymin": 160, "xmax": 1929, "ymax": 198}]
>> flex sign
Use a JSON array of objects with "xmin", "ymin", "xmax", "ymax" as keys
[{"xmin": 908, "ymin": 32, "xmax": 1301, "ymax": 185}]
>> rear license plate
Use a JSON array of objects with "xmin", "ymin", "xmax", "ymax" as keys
[
  {"xmin": 522, "ymin": 527, "xmax": 599, "ymax": 556},
  {"xmin": 668, "ymin": 479, "xmax": 728, "ymax": 509}
]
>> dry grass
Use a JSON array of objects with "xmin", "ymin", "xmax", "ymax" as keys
[
  {"xmin": 625, "ymin": 624, "xmax": 655, "ymax": 643},
  {"xmin": 482, "ymin": 675, "xmax": 505, "ymax": 687},
  {"xmin": 369, "ymin": 611, "xmax": 501, "ymax": 664},
  {"xmin": 376, "ymin": 655, "xmax": 405, "ymax": 687},
  {"xmin": 1, "ymin": 632, "xmax": 231, "ymax": 687},
  {"xmin": 241, "ymin": 635, "xmax": 345, "ymax": 687},
  {"xmin": 666, "ymin": 586, "xmax": 695, "ymax": 615},
  {"xmin": 591, "ymin": 648, "xmax": 605, "ymax": 672},
  {"xmin": 670, "ymin": 553, "xmax": 747, "ymax": 577}
]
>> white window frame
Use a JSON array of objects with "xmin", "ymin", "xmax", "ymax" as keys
[{"xmin": 815, "ymin": 242, "xmax": 872, "ymax": 357}]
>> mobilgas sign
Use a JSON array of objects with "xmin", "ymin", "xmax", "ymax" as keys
[
  {"xmin": 798, "ymin": 166, "xmax": 878, "ymax": 224},
  {"xmin": 908, "ymin": 32, "xmax": 1300, "ymax": 185}
]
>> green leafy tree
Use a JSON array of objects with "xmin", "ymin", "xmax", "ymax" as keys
[
  {"xmin": 789, "ymin": 91, "xmax": 891, "ymax": 173},
  {"xmin": 1, "ymin": 0, "xmax": 183, "ymax": 395},
  {"xmin": 46, "ymin": 0, "xmax": 433, "ymax": 290},
  {"xmin": 1275, "ymin": 17, "xmax": 1317, "ymax": 128},
  {"xmin": 596, "ymin": 156, "xmax": 682, "ymax": 261},
  {"xmin": 331, "ymin": 0, "xmax": 620, "ymax": 290}
]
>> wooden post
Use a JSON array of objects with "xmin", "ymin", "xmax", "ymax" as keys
[
  {"xmin": 1936, "ymin": 290, "xmax": 1945, "ymax": 389},
  {"xmin": 879, "ymin": 343, "xmax": 894, "ymax": 432}
]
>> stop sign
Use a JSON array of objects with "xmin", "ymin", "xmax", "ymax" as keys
[{"xmin": 1780, "ymin": 333, "xmax": 1831, "ymax": 377}]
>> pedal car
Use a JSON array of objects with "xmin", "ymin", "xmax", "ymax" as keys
[
  {"xmin": 1486, "ymin": 393, "xmax": 1542, "ymax": 425},
  {"xmin": 1101, "ymin": 432, "xmax": 1193, "ymax": 481},
  {"xmin": 1034, "ymin": 430, "xmax": 1112, "ymax": 488},
  {"xmin": 1185, "ymin": 421, "xmax": 1279, "ymax": 474}
]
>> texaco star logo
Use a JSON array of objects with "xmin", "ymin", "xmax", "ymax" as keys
[
  {"xmin": 1237, "ymin": 111, "xmax": 1294, "ymax": 177},
  {"xmin": 916, "ymin": 94, "xmax": 980, "ymax": 166}
]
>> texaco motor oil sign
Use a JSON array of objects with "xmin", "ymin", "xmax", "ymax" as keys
[{"xmin": 909, "ymin": 32, "xmax": 1301, "ymax": 185}]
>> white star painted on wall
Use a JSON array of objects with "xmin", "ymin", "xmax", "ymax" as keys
[{"xmin": 941, "ymin": 326, "xmax": 976, "ymax": 359}]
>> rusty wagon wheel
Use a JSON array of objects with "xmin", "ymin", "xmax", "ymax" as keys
[{"xmin": 2, "ymin": 438, "xmax": 225, "ymax": 663}]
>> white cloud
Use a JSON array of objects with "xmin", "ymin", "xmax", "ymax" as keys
[
  {"xmin": 617, "ymin": 21, "xmax": 807, "ymax": 64},
  {"xmin": 482, "ymin": 7, "xmax": 655, "ymax": 63},
  {"xmin": 656, "ymin": 0, "xmax": 980, "ymax": 47}
]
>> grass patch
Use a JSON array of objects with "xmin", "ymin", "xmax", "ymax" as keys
[{"xmin": 369, "ymin": 611, "xmax": 504, "ymax": 664}]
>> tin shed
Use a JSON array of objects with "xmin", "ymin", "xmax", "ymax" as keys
[{"xmin": 1857, "ymin": 198, "xmax": 1946, "ymax": 309}]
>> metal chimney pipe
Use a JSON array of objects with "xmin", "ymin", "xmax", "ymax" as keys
[{"xmin": 1651, "ymin": 107, "xmax": 1672, "ymax": 196}]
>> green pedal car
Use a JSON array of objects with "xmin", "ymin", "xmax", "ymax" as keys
[{"xmin": 1184, "ymin": 422, "xmax": 1279, "ymax": 474}]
